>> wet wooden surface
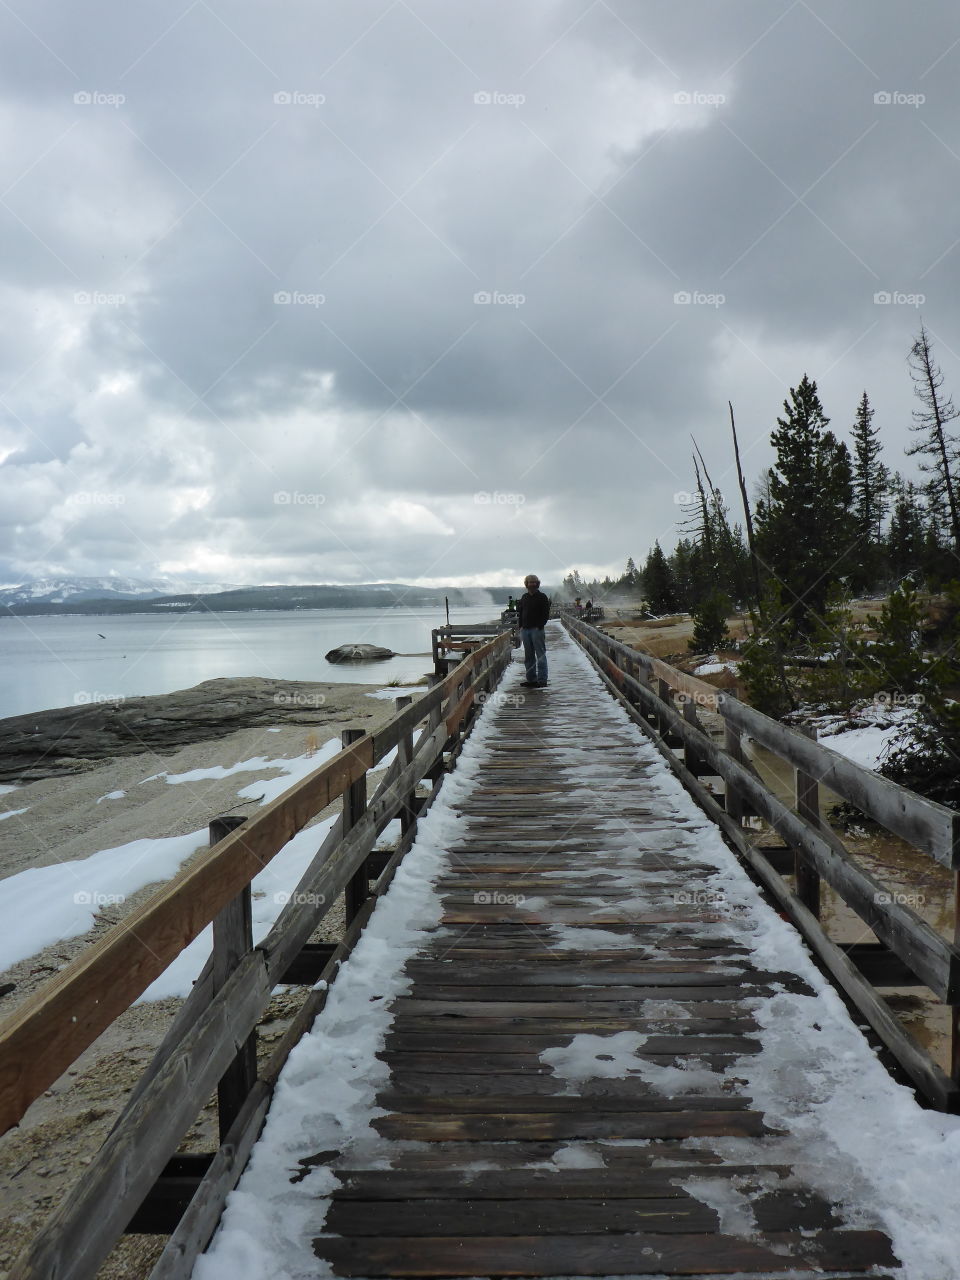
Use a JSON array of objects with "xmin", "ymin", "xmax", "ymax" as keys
[{"xmin": 313, "ymin": 659, "xmax": 900, "ymax": 1277}]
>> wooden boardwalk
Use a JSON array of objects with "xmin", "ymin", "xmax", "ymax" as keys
[{"xmin": 312, "ymin": 640, "xmax": 900, "ymax": 1278}]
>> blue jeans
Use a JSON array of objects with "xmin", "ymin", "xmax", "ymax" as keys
[{"xmin": 521, "ymin": 627, "xmax": 547, "ymax": 683}]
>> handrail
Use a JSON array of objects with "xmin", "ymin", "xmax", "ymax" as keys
[
  {"xmin": 564, "ymin": 612, "xmax": 960, "ymax": 1111},
  {"xmin": 3, "ymin": 630, "xmax": 512, "ymax": 1280},
  {"xmin": 568, "ymin": 614, "xmax": 960, "ymax": 868}
]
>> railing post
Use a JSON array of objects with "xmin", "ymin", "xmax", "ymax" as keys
[
  {"xmin": 722, "ymin": 718, "xmax": 746, "ymax": 822},
  {"xmin": 395, "ymin": 695, "xmax": 416, "ymax": 843},
  {"xmin": 342, "ymin": 729, "xmax": 369, "ymax": 924},
  {"xmin": 681, "ymin": 694, "xmax": 707, "ymax": 776},
  {"xmin": 795, "ymin": 725, "xmax": 822, "ymax": 917},
  {"xmin": 209, "ymin": 815, "xmax": 257, "ymax": 1144},
  {"xmin": 657, "ymin": 678, "xmax": 683, "ymax": 747}
]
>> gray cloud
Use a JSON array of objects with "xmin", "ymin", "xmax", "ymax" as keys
[{"xmin": 0, "ymin": 0, "xmax": 958, "ymax": 587}]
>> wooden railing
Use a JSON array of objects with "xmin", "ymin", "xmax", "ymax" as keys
[
  {"xmin": 565, "ymin": 613, "xmax": 960, "ymax": 1112},
  {"xmin": 432, "ymin": 622, "xmax": 508, "ymax": 674},
  {"xmin": 0, "ymin": 631, "xmax": 512, "ymax": 1280}
]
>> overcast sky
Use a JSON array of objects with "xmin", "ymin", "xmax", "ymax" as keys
[{"xmin": 1, "ymin": 0, "xmax": 958, "ymax": 589}]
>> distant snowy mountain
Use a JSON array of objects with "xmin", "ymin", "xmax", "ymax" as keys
[{"xmin": 0, "ymin": 577, "xmax": 238, "ymax": 606}]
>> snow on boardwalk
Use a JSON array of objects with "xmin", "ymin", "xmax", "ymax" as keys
[{"xmin": 197, "ymin": 626, "xmax": 960, "ymax": 1280}]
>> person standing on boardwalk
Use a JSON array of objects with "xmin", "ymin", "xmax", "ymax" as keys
[{"xmin": 517, "ymin": 574, "xmax": 550, "ymax": 687}]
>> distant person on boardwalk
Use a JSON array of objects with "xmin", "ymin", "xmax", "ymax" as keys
[{"xmin": 517, "ymin": 574, "xmax": 550, "ymax": 687}]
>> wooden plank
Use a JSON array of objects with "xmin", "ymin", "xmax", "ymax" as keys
[
  {"xmin": 329, "ymin": 1165, "xmax": 794, "ymax": 1200},
  {"xmin": 325, "ymin": 1197, "xmax": 720, "ymax": 1236},
  {"xmin": 400, "ymin": 979, "xmax": 807, "ymax": 1001},
  {"xmin": 392, "ymin": 994, "xmax": 766, "ymax": 1016},
  {"xmin": 383, "ymin": 1031, "xmax": 760, "ymax": 1055},
  {"xmin": 376, "ymin": 1091, "xmax": 752, "ymax": 1113},
  {"xmin": 376, "ymin": 1052, "xmax": 744, "ymax": 1075},
  {"xmin": 372, "ymin": 1110, "xmax": 773, "ymax": 1141},
  {"xmin": 314, "ymin": 1229, "xmax": 898, "ymax": 1276},
  {"xmin": 401, "ymin": 964, "xmax": 773, "ymax": 986},
  {"xmin": 390, "ymin": 1014, "xmax": 758, "ymax": 1035}
]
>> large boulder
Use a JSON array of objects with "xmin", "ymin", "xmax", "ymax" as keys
[{"xmin": 325, "ymin": 643, "xmax": 395, "ymax": 663}]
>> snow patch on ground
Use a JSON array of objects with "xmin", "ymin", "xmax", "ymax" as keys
[
  {"xmin": 540, "ymin": 1031, "xmax": 649, "ymax": 1088},
  {"xmin": 0, "ymin": 829, "xmax": 207, "ymax": 972}
]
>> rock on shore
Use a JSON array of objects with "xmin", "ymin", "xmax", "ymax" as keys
[{"xmin": 0, "ymin": 676, "xmax": 388, "ymax": 784}]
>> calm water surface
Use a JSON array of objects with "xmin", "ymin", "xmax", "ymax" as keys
[{"xmin": 0, "ymin": 606, "xmax": 497, "ymax": 720}]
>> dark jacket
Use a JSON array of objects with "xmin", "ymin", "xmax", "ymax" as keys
[{"xmin": 517, "ymin": 589, "xmax": 550, "ymax": 629}]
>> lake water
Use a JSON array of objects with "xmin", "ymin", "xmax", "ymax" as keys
[{"xmin": 0, "ymin": 606, "xmax": 499, "ymax": 720}]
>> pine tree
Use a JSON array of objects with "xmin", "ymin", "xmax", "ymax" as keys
[
  {"xmin": 755, "ymin": 375, "xmax": 854, "ymax": 635},
  {"xmin": 907, "ymin": 324, "xmax": 960, "ymax": 552},
  {"xmin": 850, "ymin": 391, "xmax": 888, "ymax": 592},
  {"xmin": 689, "ymin": 590, "xmax": 731, "ymax": 653},
  {"xmin": 643, "ymin": 541, "xmax": 678, "ymax": 614},
  {"xmin": 886, "ymin": 474, "xmax": 926, "ymax": 582}
]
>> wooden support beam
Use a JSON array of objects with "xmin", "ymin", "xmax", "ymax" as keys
[
  {"xmin": 795, "ymin": 726, "xmax": 822, "ymax": 920},
  {"xmin": 209, "ymin": 816, "xmax": 257, "ymax": 1145},
  {"xmin": 342, "ymin": 728, "xmax": 370, "ymax": 925}
]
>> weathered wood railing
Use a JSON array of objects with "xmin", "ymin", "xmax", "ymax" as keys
[
  {"xmin": 564, "ymin": 613, "xmax": 960, "ymax": 1112},
  {"xmin": 0, "ymin": 631, "xmax": 512, "ymax": 1280},
  {"xmin": 432, "ymin": 622, "xmax": 507, "ymax": 675}
]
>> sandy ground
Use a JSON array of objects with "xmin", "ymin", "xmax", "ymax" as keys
[{"xmin": 0, "ymin": 679, "xmax": 419, "ymax": 1278}]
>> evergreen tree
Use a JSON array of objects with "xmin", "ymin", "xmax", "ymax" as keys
[
  {"xmin": 738, "ymin": 581, "xmax": 796, "ymax": 718},
  {"xmin": 689, "ymin": 590, "xmax": 731, "ymax": 653},
  {"xmin": 886, "ymin": 474, "xmax": 926, "ymax": 582},
  {"xmin": 643, "ymin": 541, "xmax": 678, "ymax": 613},
  {"xmin": 670, "ymin": 539, "xmax": 696, "ymax": 611},
  {"xmin": 907, "ymin": 324, "xmax": 960, "ymax": 552},
  {"xmin": 850, "ymin": 391, "xmax": 888, "ymax": 592},
  {"xmin": 755, "ymin": 375, "xmax": 854, "ymax": 634}
]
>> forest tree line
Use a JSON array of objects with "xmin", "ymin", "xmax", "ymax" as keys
[
  {"xmin": 564, "ymin": 324, "xmax": 959, "ymax": 631},
  {"xmin": 560, "ymin": 324, "xmax": 960, "ymax": 807}
]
